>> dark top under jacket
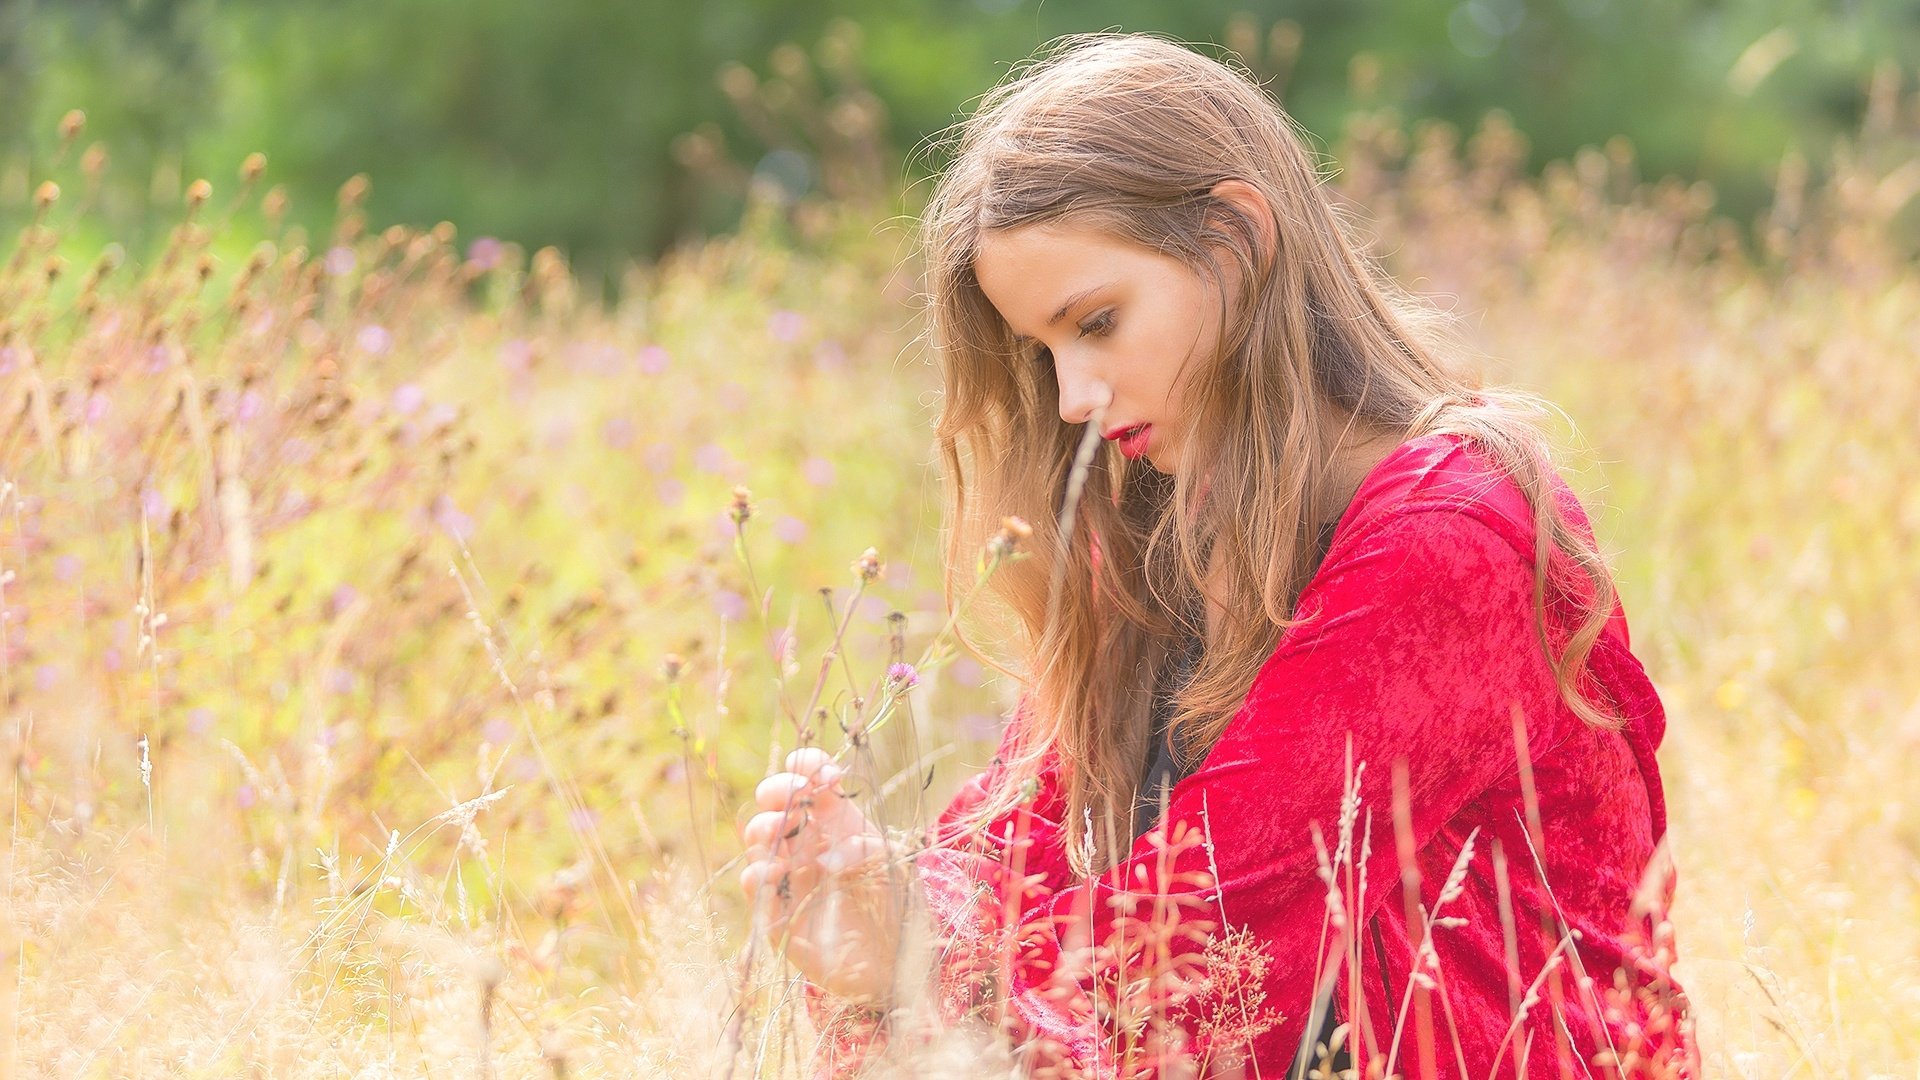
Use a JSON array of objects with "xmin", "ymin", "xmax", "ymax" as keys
[
  {"xmin": 1129, "ymin": 517, "xmax": 1356, "ymax": 1078},
  {"xmin": 1128, "ymin": 516, "xmax": 1342, "ymax": 842}
]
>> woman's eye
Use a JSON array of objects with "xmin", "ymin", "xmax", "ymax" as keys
[{"xmin": 1078, "ymin": 311, "xmax": 1115, "ymax": 338}]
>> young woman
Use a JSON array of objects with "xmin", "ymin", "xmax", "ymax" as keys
[{"xmin": 740, "ymin": 33, "xmax": 1696, "ymax": 1079}]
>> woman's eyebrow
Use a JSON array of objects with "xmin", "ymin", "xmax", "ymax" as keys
[{"xmin": 1010, "ymin": 281, "xmax": 1115, "ymax": 343}]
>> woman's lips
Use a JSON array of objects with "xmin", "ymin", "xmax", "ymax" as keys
[{"xmin": 1116, "ymin": 424, "xmax": 1152, "ymax": 460}]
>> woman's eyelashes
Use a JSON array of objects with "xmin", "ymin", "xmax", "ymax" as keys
[
  {"xmin": 1024, "ymin": 311, "xmax": 1113, "ymax": 365},
  {"xmin": 1078, "ymin": 310, "xmax": 1115, "ymax": 338}
]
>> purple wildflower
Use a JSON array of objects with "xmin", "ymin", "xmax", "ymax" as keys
[
  {"xmin": 601, "ymin": 415, "xmax": 636, "ymax": 449},
  {"xmin": 802, "ymin": 456, "xmax": 836, "ymax": 487},
  {"xmin": 356, "ymin": 325, "xmax": 393, "ymax": 355},
  {"xmin": 812, "ymin": 340, "xmax": 849, "ymax": 373},
  {"xmin": 391, "ymin": 383, "xmax": 426, "ymax": 415},
  {"xmin": 467, "ymin": 237, "xmax": 503, "ymax": 269},
  {"xmin": 327, "ymin": 584, "xmax": 359, "ymax": 619},
  {"xmin": 768, "ymin": 309, "xmax": 805, "ymax": 342},
  {"xmin": 713, "ymin": 589, "xmax": 748, "ymax": 622}
]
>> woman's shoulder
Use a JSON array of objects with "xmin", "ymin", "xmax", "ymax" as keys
[
  {"xmin": 1315, "ymin": 429, "xmax": 1630, "ymax": 658},
  {"xmin": 1329, "ymin": 430, "xmax": 1597, "ymax": 569}
]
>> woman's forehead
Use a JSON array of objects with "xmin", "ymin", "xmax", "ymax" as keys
[
  {"xmin": 976, "ymin": 225, "xmax": 1137, "ymax": 301},
  {"xmin": 976, "ymin": 219, "xmax": 1128, "ymax": 264},
  {"xmin": 974, "ymin": 224, "xmax": 1185, "ymax": 341}
]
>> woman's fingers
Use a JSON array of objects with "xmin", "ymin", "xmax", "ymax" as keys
[
  {"xmin": 741, "ymin": 846, "xmax": 899, "ymax": 1001},
  {"xmin": 742, "ymin": 808, "xmax": 807, "ymax": 852},
  {"xmin": 754, "ymin": 768, "xmax": 844, "ymax": 814},
  {"xmin": 820, "ymin": 831, "xmax": 892, "ymax": 875},
  {"xmin": 754, "ymin": 771, "xmax": 812, "ymax": 813},
  {"xmin": 784, "ymin": 747, "xmax": 836, "ymax": 779},
  {"xmin": 741, "ymin": 851, "xmax": 832, "ymax": 907},
  {"xmin": 739, "ymin": 858, "xmax": 787, "ymax": 929}
]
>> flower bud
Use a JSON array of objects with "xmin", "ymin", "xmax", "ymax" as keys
[
  {"xmin": 985, "ymin": 515, "xmax": 1033, "ymax": 562},
  {"xmin": 338, "ymin": 174, "xmax": 371, "ymax": 208}
]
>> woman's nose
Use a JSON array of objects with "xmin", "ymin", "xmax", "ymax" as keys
[{"xmin": 1055, "ymin": 360, "xmax": 1112, "ymax": 427}]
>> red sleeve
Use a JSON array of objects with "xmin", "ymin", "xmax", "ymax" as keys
[{"xmin": 901, "ymin": 503, "xmax": 1577, "ymax": 1074}]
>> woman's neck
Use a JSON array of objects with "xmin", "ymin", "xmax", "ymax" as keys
[{"xmin": 1198, "ymin": 411, "xmax": 1406, "ymax": 644}]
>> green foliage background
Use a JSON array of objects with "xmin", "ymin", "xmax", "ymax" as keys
[{"xmin": 3, "ymin": 1, "xmax": 1916, "ymax": 276}]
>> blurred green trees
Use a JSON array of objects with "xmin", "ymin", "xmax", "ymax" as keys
[{"xmin": 3, "ymin": 0, "xmax": 1915, "ymax": 277}]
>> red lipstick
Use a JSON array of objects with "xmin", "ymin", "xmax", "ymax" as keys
[{"xmin": 1110, "ymin": 424, "xmax": 1152, "ymax": 460}]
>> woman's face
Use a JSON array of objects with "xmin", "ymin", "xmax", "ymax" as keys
[{"xmin": 973, "ymin": 216, "xmax": 1237, "ymax": 476}]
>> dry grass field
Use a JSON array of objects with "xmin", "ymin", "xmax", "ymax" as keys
[{"xmin": 2, "ymin": 67, "xmax": 1917, "ymax": 1078}]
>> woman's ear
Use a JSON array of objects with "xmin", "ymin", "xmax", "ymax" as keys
[{"xmin": 1205, "ymin": 177, "xmax": 1277, "ymax": 280}]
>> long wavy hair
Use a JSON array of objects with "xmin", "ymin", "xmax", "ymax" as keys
[{"xmin": 919, "ymin": 32, "xmax": 1623, "ymax": 876}]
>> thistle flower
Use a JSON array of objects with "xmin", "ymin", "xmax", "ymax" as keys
[
  {"xmin": 728, "ymin": 484, "xmax": 754, "ymax": 525},
  {"xmin": 886, "ymin": 661, "xmax": 919, "ymax": 691},
  {"xmin": 852, "ymin": 546, "xmax": 884, "ymax": 583}
]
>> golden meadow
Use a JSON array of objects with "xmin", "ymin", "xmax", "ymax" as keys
[{"xmin": 2, "ymin": 57, "xmax": 1917, "ymax": 1078}]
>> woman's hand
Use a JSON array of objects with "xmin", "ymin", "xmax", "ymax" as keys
[{"xmin": 739, "ymin": 747, "xmax": 905, "ymax": 1003}]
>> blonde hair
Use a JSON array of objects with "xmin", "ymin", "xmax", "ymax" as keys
[{"xmin": 919, "ymin": 32, "xmax": 1622, "ymax": 875}]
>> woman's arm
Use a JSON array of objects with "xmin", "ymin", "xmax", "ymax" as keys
[{"xmin": 796, "ymin": 695, "xmax": 1071, "ymax": 1076}]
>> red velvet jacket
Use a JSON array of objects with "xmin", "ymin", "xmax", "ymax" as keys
[{"xmin": 807, "ymin": 432, "xmax": 1696, "ymax": 1079}]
